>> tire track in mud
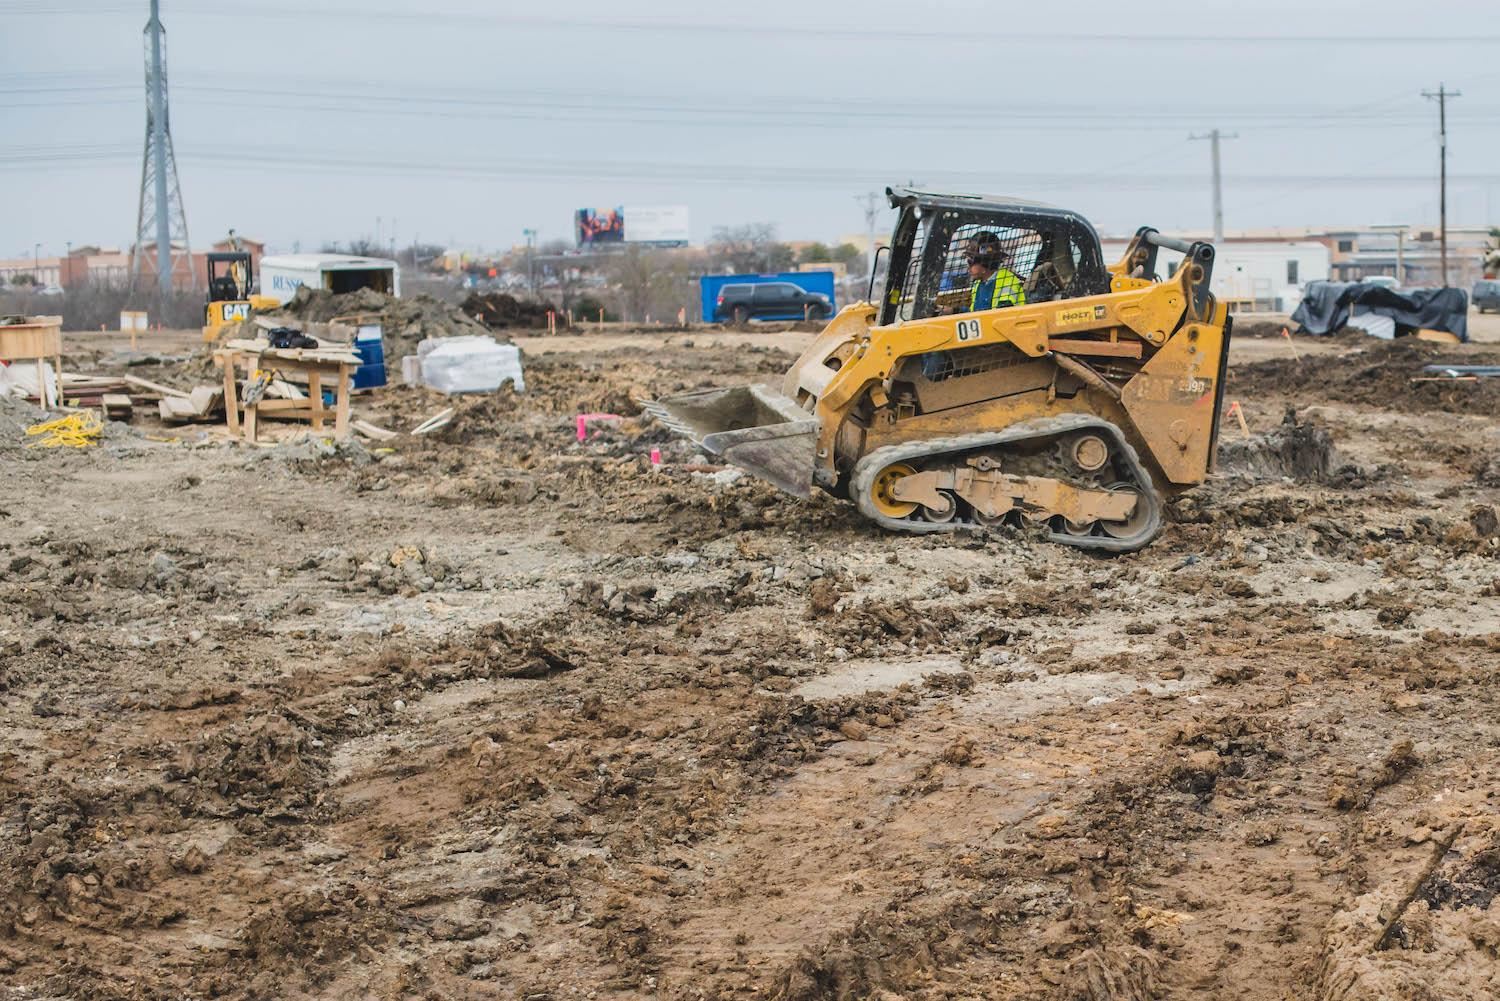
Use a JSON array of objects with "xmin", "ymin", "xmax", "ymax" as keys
[{"xmin": 645, "ymin": 666, "xmax": 1197, "ymax": 996}]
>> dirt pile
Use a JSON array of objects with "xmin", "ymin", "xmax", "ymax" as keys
[
  {"xmin": 458, "ymin": 291, "xmax": 556, "ymax": 329},
  {"xmin": 1231, "ymin": 337, "xmax": 1500, "ymax": 416},
  {"xmin": 1217, "ymin": 409, "xmax": 1346, "ymax": 482},
  {"xmin": 274, "ymin": 286, "xmax": 505, "ymax": 360},
  {"xmin": 0, "ymin": 394, "xmax": 45, "ymax": 451},
  {"xmin": 175, "ymin": 714, "xmax": 328, "ymax": 819}
]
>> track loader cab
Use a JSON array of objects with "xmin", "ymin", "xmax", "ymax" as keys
[
  {"xmin": 877, "ymin": 189, "xmax": 1111, "ymax": 324},
  {"xmin": 646, "ymin": 186, "xmax": 1231, "ymax": 553}
]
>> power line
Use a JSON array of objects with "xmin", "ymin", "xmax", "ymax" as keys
[
  {"xmin": 6, "ymin": 144, "xmax": 1499, "ymax": 194},
  {"xmin": 5, "ymin": 76, "xmax": 1497, "ymax": 125},
  {"xmin": 3, "ymin": 3, "xmax": 1500, "ymax": 45}
]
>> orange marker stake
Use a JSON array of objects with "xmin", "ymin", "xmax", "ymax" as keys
[
  {"xmin": 1280, "ymin": 326, "xmax": 1300, "ymax": 361},
  {"xmin": 1227, "ymin": 400, "xmax": 1252, "ymax": 439}
]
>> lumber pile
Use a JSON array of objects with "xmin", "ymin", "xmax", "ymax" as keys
[{"xmin": 158, "ymin": 386, "xmax": 225, "ymax": 424}]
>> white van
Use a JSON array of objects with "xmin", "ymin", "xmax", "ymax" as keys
[{"xmin": 258, "ymin": 253, "xmax": 401, "ymax": 305}]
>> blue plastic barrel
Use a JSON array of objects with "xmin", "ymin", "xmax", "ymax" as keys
[{"xmin": 352, "ymin": 324, "xmax": 387, "ymax": 389}]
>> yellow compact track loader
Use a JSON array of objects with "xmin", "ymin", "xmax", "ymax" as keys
[{"xmin": 645, "ymin": 187, "xmax": 1232, "ymax": 552}]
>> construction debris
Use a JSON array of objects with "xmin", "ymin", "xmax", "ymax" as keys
[
  {"xmin": 273, "ymin": 286, "xmax": 501, "ymax": 359},
  {"xmin": 101, "ymin": 393, "xmax": 133, "ymax": 421},
  {"xmin": 418, "ymin": 336, "xmax": 525, "ymax": 394},
  {"xmin": 1419, "ymin": 364, "xmax": 1500, "ymax": 380},
  {"xmin": 25, "ymin": 410, "xmax": 102, "ymax": 448},
  {"xmin": 458, "ymin": 291, "xmax": 556, "ymax": 329},
  {"xmin": 351, "ymin": 418, "xmax": 398, "ymax": 441},
  {"xmin": 410, "ymin": 406, "xmax": 455, "ymax": 435}
]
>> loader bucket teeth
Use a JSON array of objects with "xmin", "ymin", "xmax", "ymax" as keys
[{"xmin": 642, "ymin": 384, "xmax": 820, "ymax": 498}]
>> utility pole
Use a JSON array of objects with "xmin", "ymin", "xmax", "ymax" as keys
[
  {"xmin": 1423, "ymin": 84, "xmax": 1461, "ymax": 287},
  {"xmin": 856, "ymin": 191, "xmax": 880, "ymax": 281},
  {"xmin": 1189, "ymin": 129, "xmax": 1237, "ymax": 243}
]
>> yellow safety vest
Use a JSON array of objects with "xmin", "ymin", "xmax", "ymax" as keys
[{"xmin": 970, "ymin": 267, "xmax": 1026, "ymax": 310}]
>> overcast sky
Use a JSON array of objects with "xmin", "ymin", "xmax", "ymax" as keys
[{"xmin": 4, "ymin": 0, "xmax": 1499, "ymax": 259}]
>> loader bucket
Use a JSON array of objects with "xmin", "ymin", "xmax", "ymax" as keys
[{"xmin": 642, "ymin": 384, "xmax": 820, "ymax": 498}]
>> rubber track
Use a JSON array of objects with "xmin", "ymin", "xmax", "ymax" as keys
[{"xmin": 849, "ymin": 415, "xmax": 1162, "ymax": 553}]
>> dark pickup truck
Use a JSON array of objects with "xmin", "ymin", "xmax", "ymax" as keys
[
  {"xmin": 1473, "ymin": 279, "xmax": 1500, "ymax": 313},
  {"xmin": 714, "ymin": 282, "xmax": 833, "ymax": 326}
]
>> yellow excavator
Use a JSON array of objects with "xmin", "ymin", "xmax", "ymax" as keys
[
  {"xmin": 202, "ymin": 230, "xmax": 278, "ymax": 341},
  {"xmin": 645, "ymin": 187, "xmax": 1232, "ymax": 552}
]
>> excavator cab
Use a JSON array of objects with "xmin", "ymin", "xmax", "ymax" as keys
[
  {"xmin": 646, "ymin": 186, "xmax": 1230, "ymax": 552},
  {"xmin": 203, "ymin": 252, "xmax": 254, "ymax": 340},
  {"xmin": 202, "ymin": 251, "xmax": 279, "ymax": 342}
]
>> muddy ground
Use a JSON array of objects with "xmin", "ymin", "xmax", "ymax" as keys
[{"xmin": 2, "ymin": 327, "xmax": 1499, "ymax": 1000}]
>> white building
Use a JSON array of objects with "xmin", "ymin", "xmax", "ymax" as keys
[{"xmin": 1100, "ymin": 239, "xmax": 1331, "ymax": 313}]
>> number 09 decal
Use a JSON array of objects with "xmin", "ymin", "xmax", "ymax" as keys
[{"xmin": 955, "ymin": 318, "xmax": 983, "ymax": 342}]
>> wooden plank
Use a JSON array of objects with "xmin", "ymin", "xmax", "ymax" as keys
[
  {"xmin": 411, "ymin": 407, "xmax": 456, "ymax": 435},
  {"xmin": 254, "ymin": 398, "xmax": 317, "ymax": 413},
  {"xmin": 124, "ymin": 374, "xmax": 191, "ymax": 399},
  {"xmin": 221, "ymin": 351, "xmax": 240, "ymax": 436},
  {"xmin": 188, "ymin": 385, "xmax": 224, "ymax": 416},
  {"xmin": 102, "ymin": 393, "xmax": 133, "ymax": 421},
  {"xmin": 159, "ymin": 397, "xmax": 201, "ymax": 422},
  {"xmin": 36, "ymin": 359, "xmax": 51, "ymax": 409},
  {"xmin": 1048, "ymin": 338, "xmax": 1144, "ymax": 359},
  {"xmin": 351, "ymin": 418, "xmax": 398, "ymax": 442},
  {"xmin": 333, "ymin": 363, "xmax": 351, "ymax": 438},
  {"xmin": 61, "ymin": 375, "xmax": 126, "ymax": 389},
  {"xmin": 308, "ymin": 370, "xmax": 323, "ymax": 430}
]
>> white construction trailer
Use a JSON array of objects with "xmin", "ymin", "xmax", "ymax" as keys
[
  {"xmin": 1100, "ymin": 240, "xmax": 1330, "ymax": 313},
  {"xmin": 257, "ymin": 253, "xmax": 401, "ymax": 306}
]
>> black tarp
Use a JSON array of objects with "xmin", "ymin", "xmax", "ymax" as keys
[{"xmin": 1291, "ymin": 281, "xmax": 1468, "ymax": 341}]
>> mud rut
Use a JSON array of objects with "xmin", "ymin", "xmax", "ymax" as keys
[{"xmin": 1, "ymin": 337, "xmax": 1498, "ymax": 1000}]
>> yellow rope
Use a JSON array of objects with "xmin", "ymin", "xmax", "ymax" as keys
[{"xmin": 25, "ymin": 410, "xmax": 103, "ymax": 448}]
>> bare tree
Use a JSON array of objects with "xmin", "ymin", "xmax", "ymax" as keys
[
  {"xmin": 320, "ymin": 238, "xmax": 387, "ymax": 257},
  {"xmin": 608, "ymin": 247, "xmax": 702, "ymax": 323},
  {"xmin": 708, "ymin": 224, "xmax": 793, "ymax": 274}
]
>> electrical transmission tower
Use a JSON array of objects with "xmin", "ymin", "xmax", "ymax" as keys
[{"xmin": 130, "ymin": 0, "xmax": 193, "ymax": 297}]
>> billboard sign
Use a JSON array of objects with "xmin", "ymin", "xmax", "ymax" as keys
[
  {"xmin": 576, "ymin": 205, "xmax": 690, "ymax": 247},
  {"xmin": 624, "ymin": 205, "xmax": 690, "ymax": 246},
  {"xmin": 576, "ymin": 207, "xmax": 624, "ymax": 246}
]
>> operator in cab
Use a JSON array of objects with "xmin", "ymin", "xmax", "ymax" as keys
[{"xmin": 963, "ymin": 231, "xmax": 1026, "ymax": 311}]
